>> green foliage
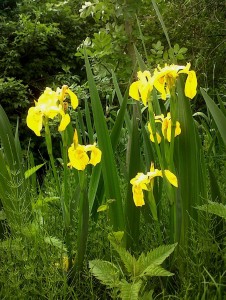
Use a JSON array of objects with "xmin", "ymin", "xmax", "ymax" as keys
[
  {"xmin": 89, "ymin": 232, "xmax": 177, "ymax": 299},
  {"xmin": 196, "ymin": 201, "xmax": 226, "ymax": 220}
]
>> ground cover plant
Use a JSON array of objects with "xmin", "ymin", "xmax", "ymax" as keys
[{"xmin": 0, "ymin": 0, "xmax": 226, "ymax": 299}]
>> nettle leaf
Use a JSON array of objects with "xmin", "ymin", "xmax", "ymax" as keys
[
  {"xmin": 140, "ymin": 265, "xmax": 174, "ymax": 277},
  {"xmin": 135, "ymin": 243, "xmax": 177, "ymax": 276},
  {"xmin": 119, "ymin": 279, "xmax": 143, "ymax": 300},
  {"xmin": 196, "ymin": 201, "xmax": 226, "ymax": 220},
  {"xmin": 89, "ymin": 260, "xmax": 120, "ymax": 288}
]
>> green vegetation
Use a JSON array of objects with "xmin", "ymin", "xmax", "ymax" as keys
[{"xmin": 0, "ymin": 0, "xmax": 225, "ymax": 299}]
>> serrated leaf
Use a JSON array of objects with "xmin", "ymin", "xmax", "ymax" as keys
[
  {"xmin": 135, "ymin": 243, "xmax": 177, "ymax": 276},
  {"xmin": 140, "ymin": 264, "xmax": 174, "ymax": 277},
  {"xmin": 89, "ymin": 260, "xmax": 120, "ymax": 288},
  {"xmin": 44, "ymin": 236, "xmax": 67, "ymax": 253},
  {"xmin": 119, "ymin": 279, "xmax": 142, "ymax": 300},
  {"xmin": 24, "ymin": 163, "xmax": 45, "ymax": 179},
  {"xmin": 196, "ymin": 201, "xmax": 226, "ymax": 220},
  {"xmin": 109, "ymin": 233, "xmax": 137, "ymax": 275}
]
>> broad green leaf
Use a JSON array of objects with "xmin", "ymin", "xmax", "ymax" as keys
[
  {"xmin": 196, "ymin": 201, "xmax": 226, "ymax": 220},
  {"xmin": 119, "ymin": 279, "xmax": 142, "ymax": 300},
  {"xmin": 125, "ymin": 105, "xmax": 141, "ymax": 249},
  {"xmin": 89, "ymin": 260, "xmax": 120, "ymax": 287},
  {"xmin": 174, "ymin": 79, "xmax": 207, "ymax": 246},
  {"xmin": 201, "ymin": 88, "xmax": 226, "ymax": 146},
  {"xmin": 24, "ymin": 163, "xmax": 45, "ymax": 179},
  {"xmin": 84, "ymin": 49, "xmax": 124, "ymax": 230}
]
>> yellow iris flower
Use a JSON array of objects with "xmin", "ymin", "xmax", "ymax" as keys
[
  {"xmin": 130, "ymin": 163, "xmax": 178, "ymax": 207},
  {"xmin": 129, "ymin": 71, "xmax": 154, "ymax": 106},
  {"xmin": 26, "ymin": 86, "xmax": 78, "ymax": 136},
  {"xmin": 153, "ymin": 64, "xmax": 180, "ymax": 100},
  {"xmin": 148, "ymin": 113, "xmax": 181, "ymax": 143},
  {"xmin": 129, "ymin": 63, "xmax": 197, "ymax": 103},
  {"xmin": 68, "ymin": 129, "xmax": 102, "ymax": 171}
]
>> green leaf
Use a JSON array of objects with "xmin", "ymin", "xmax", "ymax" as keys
[
  {"xmin": 119, "ymin": 279, "xmax": 143, "ymax": 300},
  {"xmin": 140, "ymin": 265, "xmax": 174, "ymax": 277},
  {"xmin": 97, "ymin": 204, "xmax": 108, "ymax": 212},
  {"xmin": 201, "ymin": 88, "xmax": 226, "ymax": 146},
  {"xmin": 208, "ymin": 166, "xmax": 222, "ymax": 203},
  {"xmin": 196, "ymin": 201, "xmax": 226, "ymax": 220},
  {"xmin": 89, "ymin": 260, "xmax": 120, "ymax": 288},
  {"xmin": 44, "ymin": 236, "xmax": 67, "ymax": 253},
  {"xmin": 151, "ymin": 0, "xmax": 171, "ymax": 49},
  {"xmin": 84, "ymin": 48, "xmax": 124, "ymax": 230},
  {"xmin": 24, "ymin": 163, "xmax": 45, "ymax": 179},
  {"xmin": 136, "ymin": 243, "xmax": 177, "ymax": 276}
]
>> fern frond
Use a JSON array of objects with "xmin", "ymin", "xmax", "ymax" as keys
[{"xmin": 89, "ymin": 259, "xmax": 120, "ymax": 288}]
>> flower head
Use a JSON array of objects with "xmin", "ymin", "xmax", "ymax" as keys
[
  {"xmin": 153, "ymin": 64, "xmax": 182, "ymax": 100},
  {"xmin": 148, "ymin": 113, "xmax": 181, "ymax": 143},
  {"xmin": 26, "ymin": 86, "xmax": 78, "ymax": 136},
  {"xmin": 129, "ymin": 71, "xmax": 154, "ymax": 105},
  {"xmin": 68, "ymin": 129, "xmax": 102, "ymax": 171},
  {"xmin": 130, "ymin": 163, "xmax": 178, "ymax": 207}
]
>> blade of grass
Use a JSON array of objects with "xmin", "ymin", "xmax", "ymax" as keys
[{"xmin": 151, "ymin": 0, "xmax": 172, "ymax": 49}]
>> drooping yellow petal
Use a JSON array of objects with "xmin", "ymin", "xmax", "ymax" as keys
[
  {"xmin": 130, "ymin": 173, "xmax": 149, "ymax": 207},
  {"xmin": 67, "ymin": 88, "xmax": 79, "ymax": 109},
  {"xmin": 88, "ymin": 145, "xmax": 102, "ymax": 166},
  {"xmin": 129, "ymin": 81, "xmax": 140, "ymax": 101},
  {"xmin": 132, "ymin": 185, "xmax": 145, "ymax": 207},
  {"xmin": 58, "ymin": 113, "xmax": 70, "ymax": 132},
  {"xmin": 164, "ymin": 170, "xmax": 178, "ymax": 187},
  {"xmin": 26, "ymin": 107, "xmax": 43, "ymax": 136},
  {"xmin": 184, "ymin": 70, "xmax": 197, "ymax": 99}
]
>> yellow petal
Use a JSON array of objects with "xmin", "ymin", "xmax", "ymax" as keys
[
  {"xmin": 73, "ymin": 129, "xmax": 79, "ymax": 148},
  {"xmin": 89, "ymin": 146, "xmax": 102, "ymax": 166},
  {"xmin": 148, "ymin": 123, "xmax": 161, "ymax": 144},
  {"xmin": 132, "ymin": 185, "xmax": 145, "ymax": 207},
  {"xmin": 26, "ymin": 107, "xmax": 43, "ymax": 136},
  {"xmin": 58, "ymin": 113, "xmax": 70, "ymax": 132},
  {"xmin": 164, "ymin": 170, "xmax": 178, "ymax": 187},
  {"xmin": 184, "ymin": 71, "xmax": 197, "ymax": 99},
  {"xmin": 129, "ymin": 81, "xmax": 140, "ymax": 101},
  {"xmin": 67, "ymin": 88, "xmax": 78, "ymax": 109},
  {"xmin": 68, "ymin": 144, "xmax": 89, "ymax": 170}
]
